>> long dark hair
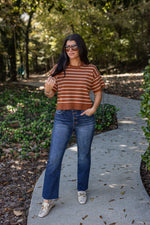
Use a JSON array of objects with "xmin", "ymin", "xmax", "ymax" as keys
[{"xmin": 52, "ymin": 34, "xmax": 89, "ymax": 77}]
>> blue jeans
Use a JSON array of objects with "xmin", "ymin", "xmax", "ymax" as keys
[{"xmin": 42, "ymin": 110, "xmax": 95, "ymax": 200}]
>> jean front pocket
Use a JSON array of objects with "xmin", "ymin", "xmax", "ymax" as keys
[
  {"xmin": 56, "ymin": 110, "xmax": 65, "ymax": 115},
  {"xmin": 84, "ymin": 113, "xmax": 92, "ymax": 117},
  {"xmin": 80, "ymin": 110, "xmax": 93, "ymax": 117},
  {"xmin": 55, "ymin": 110, "xmax": 73, "ymax": 125}
]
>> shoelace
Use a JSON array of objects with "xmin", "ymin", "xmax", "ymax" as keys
[
  {"xmin": 78, "ymin": 192, "xmax": 86, "ymax": 197},
  {"xmin": 41, "ymin": 203, "xmax": 49, "ymax": 210}
]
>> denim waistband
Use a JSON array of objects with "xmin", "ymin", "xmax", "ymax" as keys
[{"xmin": 54, "ymin": 110, "xmax": 95, "ymax": 127}]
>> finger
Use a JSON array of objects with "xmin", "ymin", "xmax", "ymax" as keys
[
  {"xmin": 48, "ymin": 77, "xmax": 55, "ymax": 84},
  {"xmin": 48, "ymin": 76, "xmax": 53, "ymax": 82},
  {"xmin": 47, "ymin": 78, "xmax": 54, "ymax": 84},
  {"xmin": 49, "ymin": 76, "xmax": 55, "ymax": 81},
  {"xmin": 80, "ymin": 111, "xmax": 86, "ymax": 116}
]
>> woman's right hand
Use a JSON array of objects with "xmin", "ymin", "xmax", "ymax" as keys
[{"xmin": 45, "ymin": 76, "xmax": 56, "ymax": 93}]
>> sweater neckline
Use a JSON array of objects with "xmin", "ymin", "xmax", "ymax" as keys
[{"xmin": 68, "ymin": 62, "xmax": 85, "ymax": 68}]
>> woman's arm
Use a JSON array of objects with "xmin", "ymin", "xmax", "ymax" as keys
[
  {"xmin": 80, "ymin": 90, "xmax": 102, "ymax": 116},
  {"xmin": 44, "ymin": 76, "xmax": 56, "ymax": 98}
]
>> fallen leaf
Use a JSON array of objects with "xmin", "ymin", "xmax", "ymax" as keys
[
  {"xmin": 132, "ymin": 220, "xmax": 135, "ymax": 224},
  {"xmin": 28, "ymin": 152, "xmax": 35, "ymax": 156},
  {"xmin": 123, "ymin": 209, "xmax": 126, "ymax": 212},
  {"xmin": 17, "ymin": 219, "xmax": 24, "ymax": 223},
  {"xmin": 120, "ymin": 191, "xmax": 125, "ymax": 195},
  {"xmin": 32, "ymin": 215, "xmax": 37, "ymax": 219},
  {"xmin": 27, "ymin": 187, "xmax": 34, "ymax": 193},
  {"xmin": 90, "ymin": 197, "xmax": 94, "ymax": 201},
  {"xmin": 99, "ymin": 215, "xmax": 103, "ymax": 219},
  {"xmin": 4, "ymin": 208, "xmax": 12, "ymax": 212},
  {"xmin": 18, "ymin": 198, "xmax": 24, "ymax": 201},
  {"xmin": 109, "ymin": 223, "xmax": 116, "ymax": 225},
  {"xmin": 109, "ymin": 199, "xmax": 115, "ymax": 202},
  {"xmin": 40, "ymin": 152, "xmax": 48, "ymax": 156},
  {"xmin": 37, "ymin": 164, "xmax": 45, "ymax": 169},
  {"xmin": 13, "ymin": 210, "xmax": 23, "ymax": 216},
  {"xmin": 68, "ymin": 179, "xmax": 76, "ymax": 182},
  {"xmin": 82, "ymin": 215, "xmax": 88, "ymax": 220}
]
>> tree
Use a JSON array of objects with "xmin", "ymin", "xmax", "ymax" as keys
[
  {"xmin": 0, "ymin": 0, "xmax": 150, "ymax": 82},
  {"xmin": 0, "ymin": 0, "xmax": 54, "ymax": 81},
  {"xmin": 0, "ymin": 0, "xmax": 22, "ymax": 81}
]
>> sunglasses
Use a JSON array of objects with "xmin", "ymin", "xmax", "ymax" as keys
[{"xmin": 65, "ymin": 44, "xmax": 79, "ymax": 51}]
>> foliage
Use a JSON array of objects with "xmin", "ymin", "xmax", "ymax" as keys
[
  {"xmin": 32, "ymin": 0, "xmax": 150, "ymax": 72},
  {"xmin": 1, "ymin": 0, "xmax": 150, "ymax": 81},
  {"xmin": 0, "ymin": 85, "xmax": 118, "ymax": 159},
  {"xmin": 140, "ymin": 60, "xmax": 150, "ymax": 170},
  {"xmin": 95, "ymin": 104, "xmax": 119, "ymax": 131},
  {"xmin": 0, "ymin": 0, "xmax": 54, "ymax": 81},
  {"xmin": 0, "ymin": 85, "xmax": 56, "ymax": 159}
]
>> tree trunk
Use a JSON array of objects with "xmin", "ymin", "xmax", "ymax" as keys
[
  {"xmin": 8, "ymin": 34, "xmax": 17, "ymax": 81},
  {"xmin": 25, "ymin": 12, "xmax": 34, "ymax": 79},
  {"xmin": 0, "ymin": 54, "xmax": 6, "ymax": 82},
  {"xmin": 33, "ymin": 55, "xmax": 38, "ymax": 72}
]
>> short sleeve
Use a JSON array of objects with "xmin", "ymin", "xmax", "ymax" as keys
[
  {"xmin": 92, "ymin": 65, "xmax": 105, "ymax": 93},
  {"xmin": 47, "ymin": 65, "xmax": 58, "ymax": 93}
]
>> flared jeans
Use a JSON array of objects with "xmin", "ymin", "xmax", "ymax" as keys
[{"xmin": 42, "ymin": 110, "xmax": 95, "ymax": 200}]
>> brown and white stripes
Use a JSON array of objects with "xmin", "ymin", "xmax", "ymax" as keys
[{"xmin": 49, "ymin": 64, "xmax": 105, "ymax": 110}]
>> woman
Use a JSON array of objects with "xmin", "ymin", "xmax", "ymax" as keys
[{"xmin": 38, "ymin": 34, "xmax": 105, "ymax": 218}]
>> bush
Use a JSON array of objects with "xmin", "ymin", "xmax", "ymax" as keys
[
  {"xmin": 140, "ymin": 60, "xmax": 150, "ymax": 170},
  {"xmin": 95, "ymin": 104, "xmax": 119, "ymax": 132}
]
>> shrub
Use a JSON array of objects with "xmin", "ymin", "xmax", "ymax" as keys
[
  {"xmin": 140, "ymin": 60, "xmax": 150, "ymax": 170},
  {"xmin": 95, "ymin": 104, "xmax": 119, "ymax": 132}
]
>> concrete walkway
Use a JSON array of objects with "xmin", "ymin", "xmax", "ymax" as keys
[{"xmin": 27, "ymin": 93, "xmax": 150, "ymax": 225}]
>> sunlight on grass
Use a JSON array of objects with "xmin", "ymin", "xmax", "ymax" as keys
[{"xmin": 6, "ymin": 105, "xmax": 17, "ymax": 113}]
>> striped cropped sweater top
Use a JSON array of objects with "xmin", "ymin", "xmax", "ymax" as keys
[{"xmin": 49, "ymin": 63, "xmax": 105, "ymax": 110}]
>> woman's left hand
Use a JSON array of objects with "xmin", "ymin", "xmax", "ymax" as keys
[
  {"xmin": 80, "ymin": 107, "xmax": 96, "ymax": 116},
  {"xmin": 80, "ymin": 90, "xmax": 102, "ymax": 117}
]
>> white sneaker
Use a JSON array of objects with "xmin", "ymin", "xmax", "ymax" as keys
[
  {"xmin": 38, "ymin": 201, "xmax": 55, "ymax": 218},
  {"xmin": 77, "ymin": 191, "xmax": 87, "ymax": 204}
]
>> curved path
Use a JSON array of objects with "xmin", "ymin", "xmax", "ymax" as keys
[{"xmin": 27, "ymin": 93, "xmax": 149, "ymax": 225}]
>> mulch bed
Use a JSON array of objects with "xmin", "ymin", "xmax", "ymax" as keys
[
  {"xmin": 140, "ymin": 161, "xmax": 150, "ymax": 197},
  {"xmin": 103, "ymin": 73, "xmax": 144, "ymax": 100},
  {"xmin": 0, "ymin": 156, "xmax": 48, "ymax": 225},
  {"xmin": 0, "ymin": 73, "xmax": 149, "ymax": 225}
]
